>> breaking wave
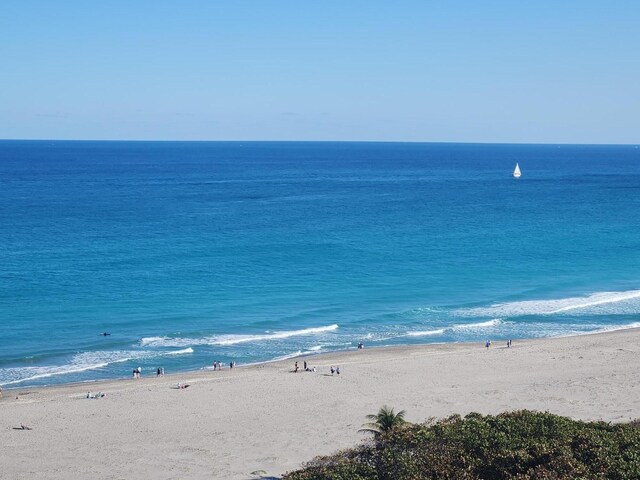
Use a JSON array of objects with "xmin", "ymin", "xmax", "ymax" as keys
[
  {"xmin": 590, "ymin": 321, "xmax": 640, "ymax": 335},
  {"xmin": 457, "ymin": 290, "xmax": 640, "ymax": 318},
  {"xmin": 406, "ymin": 329, "xmax": 446, "ymax": 337},
  {"xmin": 0, "ymin": 347, "xmax": 195, "ymax": 386},
  {"xmin": 140, "ymin": 324, "xmax": 339, "ymax": 348},
  {"xmin": 451, "ymin": 319, "xmax": 503, "ymax": 330},
  {"xmin": 405, "ymin": 320, "xmax": 502, "ymax": 338},
  {"xmin": 165, "ymin": 347, "xmax": 194, "ymax": 355}
]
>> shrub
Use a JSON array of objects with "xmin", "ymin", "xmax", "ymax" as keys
[{"xmin": 284, "ymin": 411, "xmax": 640, "ymax": 480}]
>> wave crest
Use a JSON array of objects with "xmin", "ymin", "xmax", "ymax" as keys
[
  {"xmin": 451, "ymin": 319, "xmax": 502, "ymax": 330},
  {"xmin": 165, "ymin": 347, "xmax": 194, "ymax": 355},
  {"xmin": 139, "ymin": 324, "xmax": 339, "ymax": 348},
  {"xmin": 458, "ymin": 290, "xmax": 640, "ymax": 317},
  {"xmin": 0, "ymin": 347, "xmax": 196, "ymax": 386},
  {"xmin": 406, "ymin": 329, "xmax": 445, "ymax": 337}
]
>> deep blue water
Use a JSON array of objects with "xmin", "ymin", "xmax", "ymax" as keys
[{"xmin": 1, "ymin": 141, "xmax": 639, "ymax": 387}]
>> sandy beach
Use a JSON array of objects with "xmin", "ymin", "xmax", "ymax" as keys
[{"xmin": 1, "ymin": 329, "xmax": 639, "ymax": 479}]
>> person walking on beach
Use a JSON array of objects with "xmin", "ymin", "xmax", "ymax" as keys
[
  {"xmin": 294, "ymin": 361, "xmax": 299, "ymax": 373},
  {"xmin": 303, "ymin": 360, "xmax": 307, "ymax": 371},
  {"xmin": 336, "ymin": 366, "xmax": 340, "ymax": 375},
  {"xmin": 330, "ymin": 366, "xmax": 335, "ymax": 375}
]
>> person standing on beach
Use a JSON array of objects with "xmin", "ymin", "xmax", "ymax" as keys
[{"xmin": 294, "ymin": 361, "xmax": 299, "ymax": 373}]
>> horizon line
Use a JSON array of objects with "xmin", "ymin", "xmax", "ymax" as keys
[{"xmin": 1, "ymin": 138, "xmax": 638, "ymax": 147}]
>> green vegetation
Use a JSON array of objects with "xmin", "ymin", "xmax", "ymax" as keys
[
  {"xmin": 284, "ymin": 410, "xmax": 640, "ymax": 480},
  {"xmin": 358, "ymin": 406, "xmax": 407, "ymax": 438}
]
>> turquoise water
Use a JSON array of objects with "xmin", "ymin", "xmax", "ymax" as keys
[{"xmin": 1, "ymin": 141, "xmax": 639, "ymax": 387}]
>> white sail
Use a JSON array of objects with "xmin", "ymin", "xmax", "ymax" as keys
[{"xmin": 513, "ymin": 163, "xmax": 521, "ymax": 178}]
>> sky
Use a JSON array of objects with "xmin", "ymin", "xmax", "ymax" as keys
[{"xmin": 1, "ymin": 1, "xmax": 639, "ymax": 143}]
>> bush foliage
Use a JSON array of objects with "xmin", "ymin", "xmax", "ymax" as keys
[{"xmin": 284, "ymin": 410, "xmax": 640, "ymax": 480}]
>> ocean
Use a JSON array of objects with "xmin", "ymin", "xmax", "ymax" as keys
[{"xmin": 1, "ymin": 141, "xmax": 639, "ymax": 388}]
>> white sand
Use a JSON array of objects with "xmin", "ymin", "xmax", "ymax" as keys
[{"xmin": 1, "ymin": 329, "xmax": 639, "ymax": 479}]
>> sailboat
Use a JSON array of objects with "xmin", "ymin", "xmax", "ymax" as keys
[{"xmin": 513, "ymin": 163, "xmax": 521, "ymax": 178}]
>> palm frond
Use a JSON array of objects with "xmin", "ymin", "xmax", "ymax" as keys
[{"xmin": 360, "ymin": 406, "xmax": 408, "ymax": 436}]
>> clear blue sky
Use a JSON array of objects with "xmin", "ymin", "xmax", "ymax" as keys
[{"xmin": 1, "ymin": 1, "xmax": 638, "ymax": 143}]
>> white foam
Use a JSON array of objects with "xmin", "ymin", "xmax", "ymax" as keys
[
  {"xmin": 590, "ymin": 321, "xmax": 640, "ymax": 334},
  {"xmin": 1, "ymin": 364, "xmax": 109, "ymax": 386},
  {"xmin": 308, "ymin": 345, "xmax": 323, "ymax": 351},
  {"xmin": 0, "ymin": 347, "xmax": 196, "ymax": 386},
  {"xmin": 165, "ymin": 347, "xmax": 194, "ymax": 355},
  {"xmin": 523, "ymin": 321, "xmax": 640, "ymax": 339},
  {"xmin": 549, "ymin": 291, "xmax": 640, "ymax": 314},
  {"xmin": 139, "ymin": 336, "xmax": 165, "ymax": 347},
  {"xmin": 406, "ymin": 328, "xmax": 445, "ymax": 337},
  {"xmin": 0, "ymin": 350, "xmax": 149, "ymax": 386},
  {"xmin": 451, "ymin": 319, "xmax": 502, "ymax": 330},
  {"xmin": 458, "ymin": 290, "xmax": 640, "ymax": 318},
  {"xmin": 139, "ymin": 324, "xmax": 339, "ymax": 348}
]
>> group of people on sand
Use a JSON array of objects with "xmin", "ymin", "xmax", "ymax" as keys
[
  {"xmin": 293, "ymin": 361, "xmax": 317, "ymax": 373},
  {"xmin": 293, "ymin": 361, "xmax": 339, "ymax": 375},
  {"xmin": 485, "ymin": 339, "xmax": 513, "ymax": 349},
  {"xmin": 86, "ymin": 391, "xmax": 105, "ymax": 399},
  {"xmin": 130, "ymin": 366, "xmax": 166, "ymax": 378},
  {"xmin": 213, "ymin": 361, "xmax": 236, "ymax": 370}
]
